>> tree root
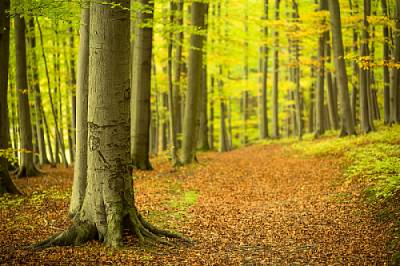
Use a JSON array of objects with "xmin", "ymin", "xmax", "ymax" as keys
[
  {"xmin": 16, "ymin": 165, "xmax": 41, "ymax": 178},
  {"xmin": 30, "ymin": 222, "xmax": 97, "ymax": 250},
  {"xmin": 31, "ymin": 207, "xmax": 191, "ymax": 249}
]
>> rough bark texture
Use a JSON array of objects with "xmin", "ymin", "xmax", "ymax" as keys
[
  {"xmin": 35, "ymin": 0, "xmax": 184, "ymax": 249},
  {"xmin": 272, "ymin": 0, "xmax": 280, "ymax": 139},
  {"xmin": 328, "ymin": 0, "xmax": 356, "ymax": 136},
  {"xmin": 0, "ymin": 0, "xmax": 20, "ymax": 194},
  {"xmin": 131, "ymin": 0, "xmax": 154, "ymax": 170},
  {"xmin": 181, "ymin": 1, "xmax": 206, "ymax": 164},
  {"xmin": 69, "ymin": 7, "xmax": 89, "ymax": 217},
  {"xmin": 15, "ymin": 13, "xmax": 40, "ymax": 178}
]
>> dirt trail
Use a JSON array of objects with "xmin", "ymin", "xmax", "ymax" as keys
[
  {"xmin": 0, "ymin": 144, "xmax": 391, "ymax": 264},
  {"xmin": 172, "ymin": 144, "xmax": 390, "ymax": 264}
]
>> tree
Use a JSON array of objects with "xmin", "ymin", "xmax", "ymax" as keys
[
  {"xmin": 131, "ymin": 0, "xmax": 154, "ymax": 170},
  {"xmin": 359, "ymin": 0, "xmax": 374, "ymax": 133},
  {"xmin": 271, "ymin": 0, "xmax": 280, "ymax": 139},
  {"xmin": 69, "ymin": 5, "xmax": 89, "ymax": 217},
  {"xmin": 328, "ymin": 0, "xmax": 356, "ymax": 136},
  {"xmin": 0, "ymin": 0, "xmax": 20, "ymax": 194},
  {"xmin": 35, "ymin": 0, "xmax": 184, "ymax": 248},
  {"xmin": 259, "ymin": 0, "xmax": 268, "ymax": 140},
  {"xmin": 381, "ymin": 0, "xmax": 390, "ymax": 124},
  {"xmin": 390, "ymin": 0, "xmax": 400, "ymax": 124},
  {"xmin": 181, "ymin": 0, "xmax": 207, "ymax": 164},
  {"xmin": 314, "ymin": 0, "xmax": 327, "ymax": 138},
  {"xmin": 15, "ymin": 9, "xmax": 40, "ymax": 178}
]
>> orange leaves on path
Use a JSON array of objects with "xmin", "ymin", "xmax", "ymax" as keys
[{"xmin": 0, "ymin": 144, "xmax": 391, "ymax": 264}]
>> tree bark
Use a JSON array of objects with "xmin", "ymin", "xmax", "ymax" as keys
[
  {"xmin": 390, "ymin": 0, "xmax": 400, "ymax": 124},
  {"xmin": 0, "ymin": 0, "xmax": 20, "ymax": 194},
  {"xmin": 131, "ymin": 0, "xmax": 154, "ymax": 170},
  {"xmin": 15, "ymin": 12, "xmax": 40, "ymax": 178},
  {"xmin": 328, "ymin": 0, "xmax": 356, "ymax": 136},
  {"xmin": 69, "ymin": 6, "xmax": 89, "ymax": 218},
  {"xmin": 35, "ymin": 0, "xmax": 185, "ymax": 249},
  {"xmin": 272, "ymin": 0, "xmax": 280, "ymax": 138},
  {"xmin": 382, "ymin": 0, "xmax": 390, "ymax": 124},
  {"xmin": 259, "ymin": 0, "xmax": 269, "ymax": 139},
  {"xmin": 181, "ymin": 1, "xmax": 206, "ymax": 164}
]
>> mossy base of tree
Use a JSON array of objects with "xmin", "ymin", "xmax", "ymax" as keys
[{"xmin": 32, "ymin": 206, "xmax": 190, "ymax": 249}]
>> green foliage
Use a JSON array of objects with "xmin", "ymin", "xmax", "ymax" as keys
[{"xmin": 292, "ymin": 125, "xmax": 400, "ymax": 200}]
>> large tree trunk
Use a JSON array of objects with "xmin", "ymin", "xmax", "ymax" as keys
[
  {"xmin": 181, "ymin": 1, "xmax": 206, "ymax": 164},
  {"xmin": 68, "ymin": 23, "xmax": 77, "ymax": 161},
  {"xmin": 209, "ymin": 76, "xmax": 215, "ymax": 149},
  {"xmin": 131, "ymin": 0, "xmax": 154, "ymax": 170},
  {"xmin": 0, "ymin": 0, "xmax": 20, "ymax": 194},
  {"xmin": 382, "ymin": 0, "xmax": 390, "ymax": 124},
  {"xmin": 35, "ymin": 0, "xmax": 184, "ymax": 249},
  {"xmin": 242, "ymin": 0, "xmax": 249, "ymax": 145},
  {"xmin": 271, "ymin": 0, "xmax": 280, "ymax": 138},
  {"xmin": 69, "ymin": 6, "xmax": 89, "ymax": 218},
  {"xmin": 328, "ymin": 0, "xmax": 356, "ymax": 136},
  {"xmin": 15, "ymin": 12, "xmax": 40, "ymax": 178},
  {"xmin": 292, "ymin": 0, "xmax": 302, "ymax": 140}
]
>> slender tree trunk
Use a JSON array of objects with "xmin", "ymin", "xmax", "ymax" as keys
[
  {"xmin": 68, "ymin": 23, "xmax": 77, "ymax": 160},
  {"xmin": 181, "ymin": 1, "xmax": 206, "ymax": 164},
  {"xmin": 359, "ymin": 0, "xmax": 374, "ymax": 133},
  {"xmin": 15, "ymin": 12, "xmax": 40, "ymax": 178},
  {"xmin": 209, "ymin": 76, "xmax": 215, "ymax": 149},
  {"xmin": 0, "ymin": 0, "xmax": 20, "ymax": 194},
  {"xmin": 242, "ymin": 0, "xmax": 249, "ymax": 145},
  {"xmin": 27, "ymin": 18, "xmax": 49, "ymax": 165},
  {"xmin": 259, "ymin": 0, "xmax": 269, "ymax": 139},
  {"xmin": 36, "ymin": 19, "xmax": 68, "ymax": 167},
  {"xmin": 131, "ymin": 0, "xmax": 154, "ymax": 170},
  {"xmin": 272, "ymin": 0, "xmax": 280, "ymax": 138},
  {"xmin": 69, "ymin": 6, "xmax": 89, "ymax": 217},
  {"xmin": 382, "ymin": 0, "xmax": 390, "ymax": 124},
  {"xmin": 390, "ymin": 0, "xmax": 400, "ymax": 124},
  {"xmin": 328, "ymin": 0, "xmax": 356, "ymax": 136},
  {"xmin": 173, "ymin": 0, "xmax": 184, "ymax": 149}
]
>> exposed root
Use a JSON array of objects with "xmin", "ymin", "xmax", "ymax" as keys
[
  {"xmin": 31, "ymin": 222, "xmax": 97, "ymax": 250},
  {"xmin": 16, "ymin": 165, "xmax": 41, "ymax": 178}
]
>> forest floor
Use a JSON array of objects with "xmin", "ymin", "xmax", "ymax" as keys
[{"xmin": 0, "ymin": 142, "xmax": 395, "ymax": 264}]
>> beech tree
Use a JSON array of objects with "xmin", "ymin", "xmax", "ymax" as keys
[
  {"xmin": 35, "ymin": 0, "xmax": 184, "ymax": 248},
  {"xmin": 0, "ymin": 0, "xmax": 20, "ymax": 194}
]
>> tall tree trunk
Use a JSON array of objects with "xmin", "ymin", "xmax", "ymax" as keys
[
  {"xmin": 173, "ymin": 0, "xmax": 184, "ymax": 149},
  {"xmin": 328, "ymin": 0, "xmax": 356, "ymax": 136},
  {"xmin": 27, "ymin": 18, "xmax": 49, "ymax": 165},
  {"xmin": 68, "ymin": 23, "xmax": 77, "ymax": 160},
  {"xmin": 308, "ymin": 61, "xmax": 315, "ymax": 133},
  {"xmin": 292, "ymin": 0, "xmax": 302, "ymax": 140},
  {"xmin": 69, "ymin": 6, "xmax": 89, "ymax": 218},
  {"xmin": 259, "ymin": 0, "xmax": 269, "ymax": 139},
  {"xmin": 181, "ymin": 1, "xmax": 207, "ymax": 164},
  {"xmin": 390, "ymin": 0, "xmax": 400, "ymax": 124},
  {"xmin": 382, "ymin": 0, "xmax": 391, "ymax": 124},
  {"xmin": 35, "ymin": 0, "xmax": 184, "ymax": 249},
  {"xmin": 242, "ymin": 0, "xmax": 249, "ymax": 145},
  {"xmin": 209, "ymin": 76, "xmax": 215, "ymax": 149},
  {"xmin": 131, "ymin": 0, "xmax": 154, "ymax": 170},
  {"xmin": 36, "ymin": 19, "xmax": 68, "ymax": 167},
  {"xmin": 15, "ymin": 12, "xmax": 40, "ymax": 178},
  {"xmin": 359, "ymin": 0, "xmax": 374, "ymax": 133},
  {"xmin": 0, "ymin": 0, "xmax": 20, "ymax": 194},
  {"xmin": 272, "ymin": 0, "xmax": 280, "ymax": 138}
]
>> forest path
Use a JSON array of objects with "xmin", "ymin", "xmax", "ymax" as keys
[
  {"xmin": 1, "ymin": 144, "xmax": 391, "ymax": 264},
  {"xmin": 155, "ymin": 144, "xmax": 390, "ymax": 264}
]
